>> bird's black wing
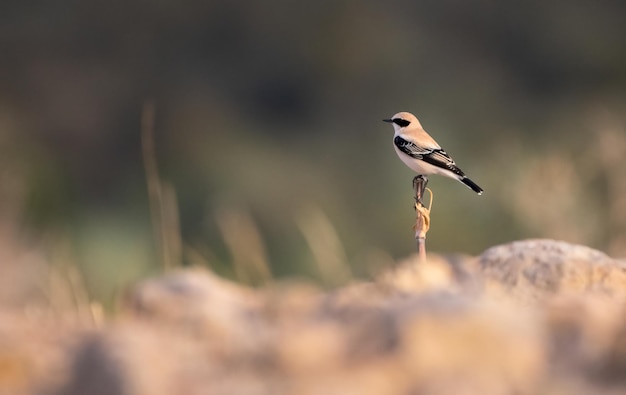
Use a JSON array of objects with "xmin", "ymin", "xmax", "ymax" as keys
[{"xmin": 394, "ymin": 136, "xmax": 465, "ymax": 177}]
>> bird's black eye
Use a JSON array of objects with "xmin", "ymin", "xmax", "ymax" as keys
[{"xmin": 393, "ymin": 118, "xmax": 411, "ymax": 127}]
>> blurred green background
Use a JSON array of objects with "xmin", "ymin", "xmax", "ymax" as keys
[{"xmin": 1, "ymin": 0, "xmax": 626, "ymax": 305}]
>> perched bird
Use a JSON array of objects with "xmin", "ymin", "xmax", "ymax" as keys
[{"xmin": 383, "ymin": 111, "xmax": 483, "ymax": 195}]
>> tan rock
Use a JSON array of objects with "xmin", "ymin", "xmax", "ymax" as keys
[
  {"xmin": 27, "ymin": 239, "xmax": 626, "ymax": 395},
  {"xmin": 478, "ymin": 239, "xmax": 626, "ymax": 302}
]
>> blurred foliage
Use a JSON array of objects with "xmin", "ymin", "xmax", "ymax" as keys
[{"xmin": 1, "ymin": 0, "xmax": 626, "ymax": 306}]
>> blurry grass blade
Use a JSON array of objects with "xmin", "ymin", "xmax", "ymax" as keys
[
  {"xmin": 141, "ymin": 100, "xmax": 182, "ymax": 269},
  {"xmin": 184, "ymin": 245, "xmax": 213, "ymax": 270},
  {"xmin": 89, "ymin": 301, "xmax": 104, "ymax": 327},
  {"xmin": 66, "ymin": 264, "xmax": 95, "ymax": 323},
  {"xmin": 44, "ymin": 235, "xmax": 101, "ymax": 325},
  {"xmin": 591, "ymin": 110, "xmax": 626, "ymax": 256},
  {"xmin": 161, "ymin": 181, "xmax": 183, "ymax": 269},
  {"xmin": 296, "ymin": 206, "xmax": 351, "ymax": 286},
  {"xmin": 216, "ymin": 207, "xmax": 271, "ymax": 285}
]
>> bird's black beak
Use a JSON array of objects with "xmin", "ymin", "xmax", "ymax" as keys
[{"xmin": 382, "ymin": 119, "xmax": 393, "ymax": 123}]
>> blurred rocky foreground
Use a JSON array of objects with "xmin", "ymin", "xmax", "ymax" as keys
[{"xmin": 3, "ymin": 239, "xmax": 626, "ymax": 395}]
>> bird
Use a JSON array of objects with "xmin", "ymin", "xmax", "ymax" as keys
[{"xmin": 383, "ymin": 111, "xmax": 483, "ymax": 195}]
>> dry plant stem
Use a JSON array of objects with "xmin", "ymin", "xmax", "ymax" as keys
[{"xmin": 412, "ymin": 176, "xmax": 432, "ymax": 262}]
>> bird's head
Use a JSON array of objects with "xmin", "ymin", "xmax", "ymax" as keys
[{"xmin": 383, "ymin": 111, "xmax": 421, "ymax": 134}]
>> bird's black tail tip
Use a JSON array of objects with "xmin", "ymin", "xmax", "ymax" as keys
[{"xmin": 461, "ymin": 177, "xmax": 484, "ymax": 195}]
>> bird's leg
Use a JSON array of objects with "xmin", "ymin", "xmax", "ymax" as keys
[{"xmin": 412, "ymin": 175, "xmax": 428, "ymax": 206}]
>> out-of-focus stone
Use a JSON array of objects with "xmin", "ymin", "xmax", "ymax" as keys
[
  {"xmin": 9, "ymin": 239, "xmax": 626, "ymax": 395},
  {"xmin": 122, "ymin": 268, "xmax": 269, "ymax": 354},
  {"xmin": 0, "ymin": 311, "xmax": 84, "ymax": 395},
  {"xmin": 400, "ymin": 298, "xmax": 544, "ymax": 395},
  {"xmin": 479, "ymin": 239, "xmax": 626, "ymax": 302}
]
